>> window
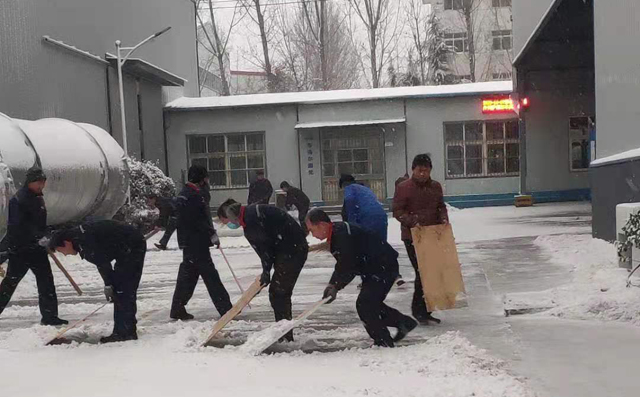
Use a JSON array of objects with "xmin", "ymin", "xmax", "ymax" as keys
[
  {"xmin": 569, "ymin": 116, "xmax": 594, "ymax": 171},
  {"xmin": 187, "ymin": 133, "xmax": 266, "ymax": 188},
  {"xmin": 444, "ymin": 32, "xmax": 469, "ymax": 53},
  {"xmin": 492, "ymin": 71, "xmax": 512, "ymax": 80},
  {"xmin": 444, "ymin": 0, "xmax": 468, "ymax": 11},
  {"xmin": 445, "ymin": 120, "xmax": 520, "ymax": 178},
  {"xmin": 492, "ymin": 0, "xmax": 511, "ymax": 7},
  {"xmin": 492, "ymin": 30, "xmax": 513, "ymax": 51}
]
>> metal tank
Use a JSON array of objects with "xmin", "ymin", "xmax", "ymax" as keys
[{"xmin": 0, "ymin": 113, "xmax": 128, "ymax": 241}]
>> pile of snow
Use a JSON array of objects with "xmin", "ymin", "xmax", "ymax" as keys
[{"xmin": 514, "ymin": 234, "xmax": 640, "ymax": 325}]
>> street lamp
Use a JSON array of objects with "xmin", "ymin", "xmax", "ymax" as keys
[{"xmin": 115, "ymin": 27, "xmax": 171, "ymax": 157}]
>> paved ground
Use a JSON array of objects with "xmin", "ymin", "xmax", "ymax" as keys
[{"xmin": 2, "ymin": 202, "xmax": 639, "ymax": 397}]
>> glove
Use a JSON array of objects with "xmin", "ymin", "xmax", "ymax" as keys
[
  {"xmin": 323, "ymin": 284, "xmax": 338, "ymax": 304},
  {"xmin": 210, "ymin": 233, "xmax": 220, "ymax": 248},
  {"xmin": 260, "ymin": 270, "xmax": 271, "ymax": 286},
  {"xmin": 104, "ymin": 286, "xmax": 115, "ymax": 303}
]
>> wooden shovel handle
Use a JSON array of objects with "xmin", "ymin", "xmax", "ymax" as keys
[{"xmin": 48, "ymin": 250, "xmax": 83, "ymax": 296}]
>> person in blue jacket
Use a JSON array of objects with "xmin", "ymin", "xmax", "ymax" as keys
[{"xmin": 339, "ymin": 174, "xmax": 388, "ymax": 241}]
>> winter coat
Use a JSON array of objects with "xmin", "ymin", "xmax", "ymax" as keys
[
  {"xmin": 241, "ymin": 204, "xmax": 308, "ymax": 273},
  {"xmin": 66, "ymin": 220, "xmax": 145, "ymax": 286},
  {"xmin": 285, "ymin": 186, "xmax": 310, "ymax": 214},
  {"xmin": 392, "ymin": 177, "xmax": 448, "ymax": 241},
  {"xmin": 155, "ymin": 196, "xmax": 177, "ymax": 228},
  {"xmin": 248, "ymin": 179, "xmax": 273, "ymax": 205},
  {"xmin": 341, "ymin": 183, "xmax": 388, "ymax": 241},
  {"xmin": 176, "ymin": 183, "xmax": 216, "ymax": 249},
  {"xmin": 328, "ymin": 222, "xmax": 399, "ymax": 290},
  {"xmin": 5, "ymin": 187, "xmax": 48, "ymax": 253}
]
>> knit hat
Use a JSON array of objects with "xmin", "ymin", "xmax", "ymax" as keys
[
  {"xmin": 25, "ymin": 167, "xmax": 47, "ymax": 185},
  {"xmin": 338, "ymin": 174, "xmax": 355, "ymax": 189}
]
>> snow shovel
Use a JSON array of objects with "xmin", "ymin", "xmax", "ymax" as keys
[
  {"xmin": 219, "ymin": 246, "xmax": 250, "ymax": 309},
  {"xmin": 48, "ymin": 250, "xmax": 83, "ymax": 296},
  {"xmin": 46, "ymin": 302, "xmax": 109, "ymax": 346},
  {"xmin": 144, "ymin": 229, "xmax": 161, "ymax": 240}
]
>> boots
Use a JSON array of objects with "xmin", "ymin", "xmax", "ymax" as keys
[
  {"xmin": 394, "ymin": 317, "xmax": 418, "ymax": 342},
  {"xmin": 100, "ymin": 333, "xmax": 138, "ymax": 344},
  {"xmin": 170, "ymin": 310, "xmax": 195, "ymax": 321},
  {"xmin": 41, "ymin": 317, "xmax": 69, "ymax": 326}
]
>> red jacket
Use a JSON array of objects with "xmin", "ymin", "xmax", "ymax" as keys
[{"xmin": 392, "ymin": 177, "xmax": 449, "ymax": 241}]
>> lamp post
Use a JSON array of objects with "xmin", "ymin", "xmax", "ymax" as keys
[{"xmin": 115, "ymin": 27, "xmax": 171, "ymax": 157}]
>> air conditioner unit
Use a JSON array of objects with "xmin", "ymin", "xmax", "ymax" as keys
[{"xmin": 616, "ymin": 203, "xmax": 640, "ymax": 269}]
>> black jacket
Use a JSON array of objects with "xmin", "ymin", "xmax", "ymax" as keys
[
  {"xmin": 5, "ymin": 187, "xmax": 47, "ymax": 253},
  {"xmin": 176, "ymin": 183, "xmax": 215, "ymax": 249},
  {"xmin": 68, "ymin": 220, "xmax": 145, "ymax": 286},
  {"xmin": 328, "ymin": 222, "xmax": 399, "ymax": 290},
  {"xmin": 247, "ymin": 179, "xmax": 273, "ymax": 205},
  {"xmin": 242, "ymin": 204, "xmax": 307, "ymax": 273},
  {"xmin": 155, "ymin": 196, "xmax": 176, "ymax": 228},
  {"xmin": 285, "ymin": 186, "xmax": 310, "ymax": 213}
]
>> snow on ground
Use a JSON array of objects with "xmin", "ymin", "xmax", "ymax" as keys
[
  {"xmin": 0, "ymin": 203, "xmax": 597, "ymax": 397},
  {"xmin": 505, "ymin": 233, "xmax": 640, "ymax": 326}
]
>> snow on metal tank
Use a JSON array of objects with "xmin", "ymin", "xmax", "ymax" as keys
[{"xmin": 0, "ymin": 113, "xmax": 128, "ymax": 240}]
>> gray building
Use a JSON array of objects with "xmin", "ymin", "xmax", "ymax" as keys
[
  {"xmin": 430, "ymin": 0, "xmax": 514, "ymax": 82},
  {"xmin": 0, "ymin": 0, "xmax": 200, "ymax": 168},
  {"xmin": 163, "ymin": 81, "xmax": 589, "ymax": 208},
  {"xmin": 513, "ymin": 0, "xmax": 640, "ymax": 240}
]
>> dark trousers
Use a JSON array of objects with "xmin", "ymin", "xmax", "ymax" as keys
[
  {"xmin": 171, "ymin": 245, "xmax": 232, "ymax": 317},
  {"xmin": 158, "ymin": 217, "xmax": 177, "ymax": 247},
  {"xmin": 269, "ymin": 248, "xmax": 307, "ymax": 339},
  {"xmin": 0, "ymin": 249, "xmax": 59, "ymax": 320},
  {"xmin": 112, "ymin": 247, "xmax": 145, "ymax": 336},
  {"xmin": 357, "ymin": 274, "xmax": 413, "ymax": 347},
  {"xmin": 404, "ymin": 240, "xmax": 431, "ymax": 318}
]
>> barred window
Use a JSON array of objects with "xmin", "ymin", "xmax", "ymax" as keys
[
  {"xmin": 444, "ymin": 32, "xmax": 469, "ymax": 53},
  {"xmin": 445, "ymin": 120, "xmax": 520, "ymax": 179},
  {"xmin": 444, "ymin": 0, "xmax": 469, "ymax": 11},
  {"xmin": 569, "ymin": 116, "xmax": 595, "ymax": 171},
  {"xmin": 187, "ymin": 133, "xmax": 266, "ymax": 189}
]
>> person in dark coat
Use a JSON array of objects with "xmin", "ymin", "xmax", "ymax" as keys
[
  {"xmin": 217, "ymin": 198, "xmax": 308, "ymax": 342},
  {"xmin": 339, "ymin": 174, "xmax": 388, "ymax": 241},
  {"xmin": 247, "ymin": 170, "xmax": 273, "ymax": 205},
  {"xmin": 393, "ymin": 154, "xmax": 448, "ymax": 324},
  {"xmin": 50, "ymin": 220, "xmax": 146, "ymax": 343},
  {"xmin": 170, "ymin": 165, "xmax": 232, "ymax": 321},
  {"xmin": 147, "ymin": 194, "xmax": 177, "ymax": 250},
  {"xmin": 305, "ymin": 209, "xmax": 417, "ymax": 347},
  {"xmin": 280, "ymin": 181, "xmax": 311, "ymax": 234},
  {"xmin": 0, "ymin": 167, "xmax": 67, "ymax": 326}
]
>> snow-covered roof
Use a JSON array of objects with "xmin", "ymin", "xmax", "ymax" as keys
[
  {"xmin": 295, "ymin": 118, "xmax": 406, "ymax": 129},
  {"xmin": 166, "ymin": 81, "xmax": 512, "ymax": 111},
  {"xmin": 590, "ymin": 147, "xmax": 640, "ymax": 167},
  {"xmin": 513, "ymin": 0, "xmax": 563, "ymax": 66}
]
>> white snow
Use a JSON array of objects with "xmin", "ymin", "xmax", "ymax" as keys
[
  {"xmin": 3, "ymin": 201, "xmax": 601, "ymax": 397},
  {"xmin": 506, "ymin": 233, "xmax": 640, "ymax": 326},
  {"xmin": 295, "ymin": 118, "xmax": 406, "ymax": 129},
  {"xmin": 166, "ymin": 81, "xmax": 512, "ymax": 110},
  {"xmin": 590, "ymin": 147, "xmax": 640, "ymax": 167}
]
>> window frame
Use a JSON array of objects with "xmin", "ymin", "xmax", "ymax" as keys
[
  {"xmin": 444, "ymin": 120, "xmax": 520, "ymax": 179},
  {"xmin": 444, "ymin": 31, "xmax": 469, "ymax": 53},
  {"xmin": 186, "ymin": 132, "xmax": 267, "ymax": 190},
  {"xmin": 568, "ymin": 116, "xmax": 594, "ymax": 172},
  {"xmin": 491, "ymin": 29, "xmax": 513, "ymax": 51},
  {"xmin": 492, "ymin": 0, "xmax": 512, "ymax": 8}
]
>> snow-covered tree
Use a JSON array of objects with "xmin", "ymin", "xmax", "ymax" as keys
[{"xmin": 426, "ymin": 13, "xmax": 453, "ymax": 85}]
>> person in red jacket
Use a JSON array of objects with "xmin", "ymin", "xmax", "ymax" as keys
[{"xmin": 393, "ymin": 154, "xmax": 448, "ymax": 324}]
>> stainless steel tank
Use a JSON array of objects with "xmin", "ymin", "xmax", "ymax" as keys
[{"xmin": 0, "ymin": 113, "xmax": 128, "ymax": 241}]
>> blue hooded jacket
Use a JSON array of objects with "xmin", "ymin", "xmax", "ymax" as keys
[{"xmin": 342, "ymin": 183, "xmax": 388, "ymax": 241}]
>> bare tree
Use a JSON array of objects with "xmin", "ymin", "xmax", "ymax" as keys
[
  {"xmin": 404, "ymin": 0, "xmax": 430, "ymax": 84},
  {"xmin": 196, "ymin": 0, "xmax": 244, "ymax": 96},
  {"xmin": 274, "ymin": 1, "xmax": 360, "ymax": 91},
  {"xmin": 241, "ymin": 0, "xmax": 278, "ymax": 92},
  {"xmin": 348, "ymin": 0, "xmax": 403, "ymax": 88}
]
